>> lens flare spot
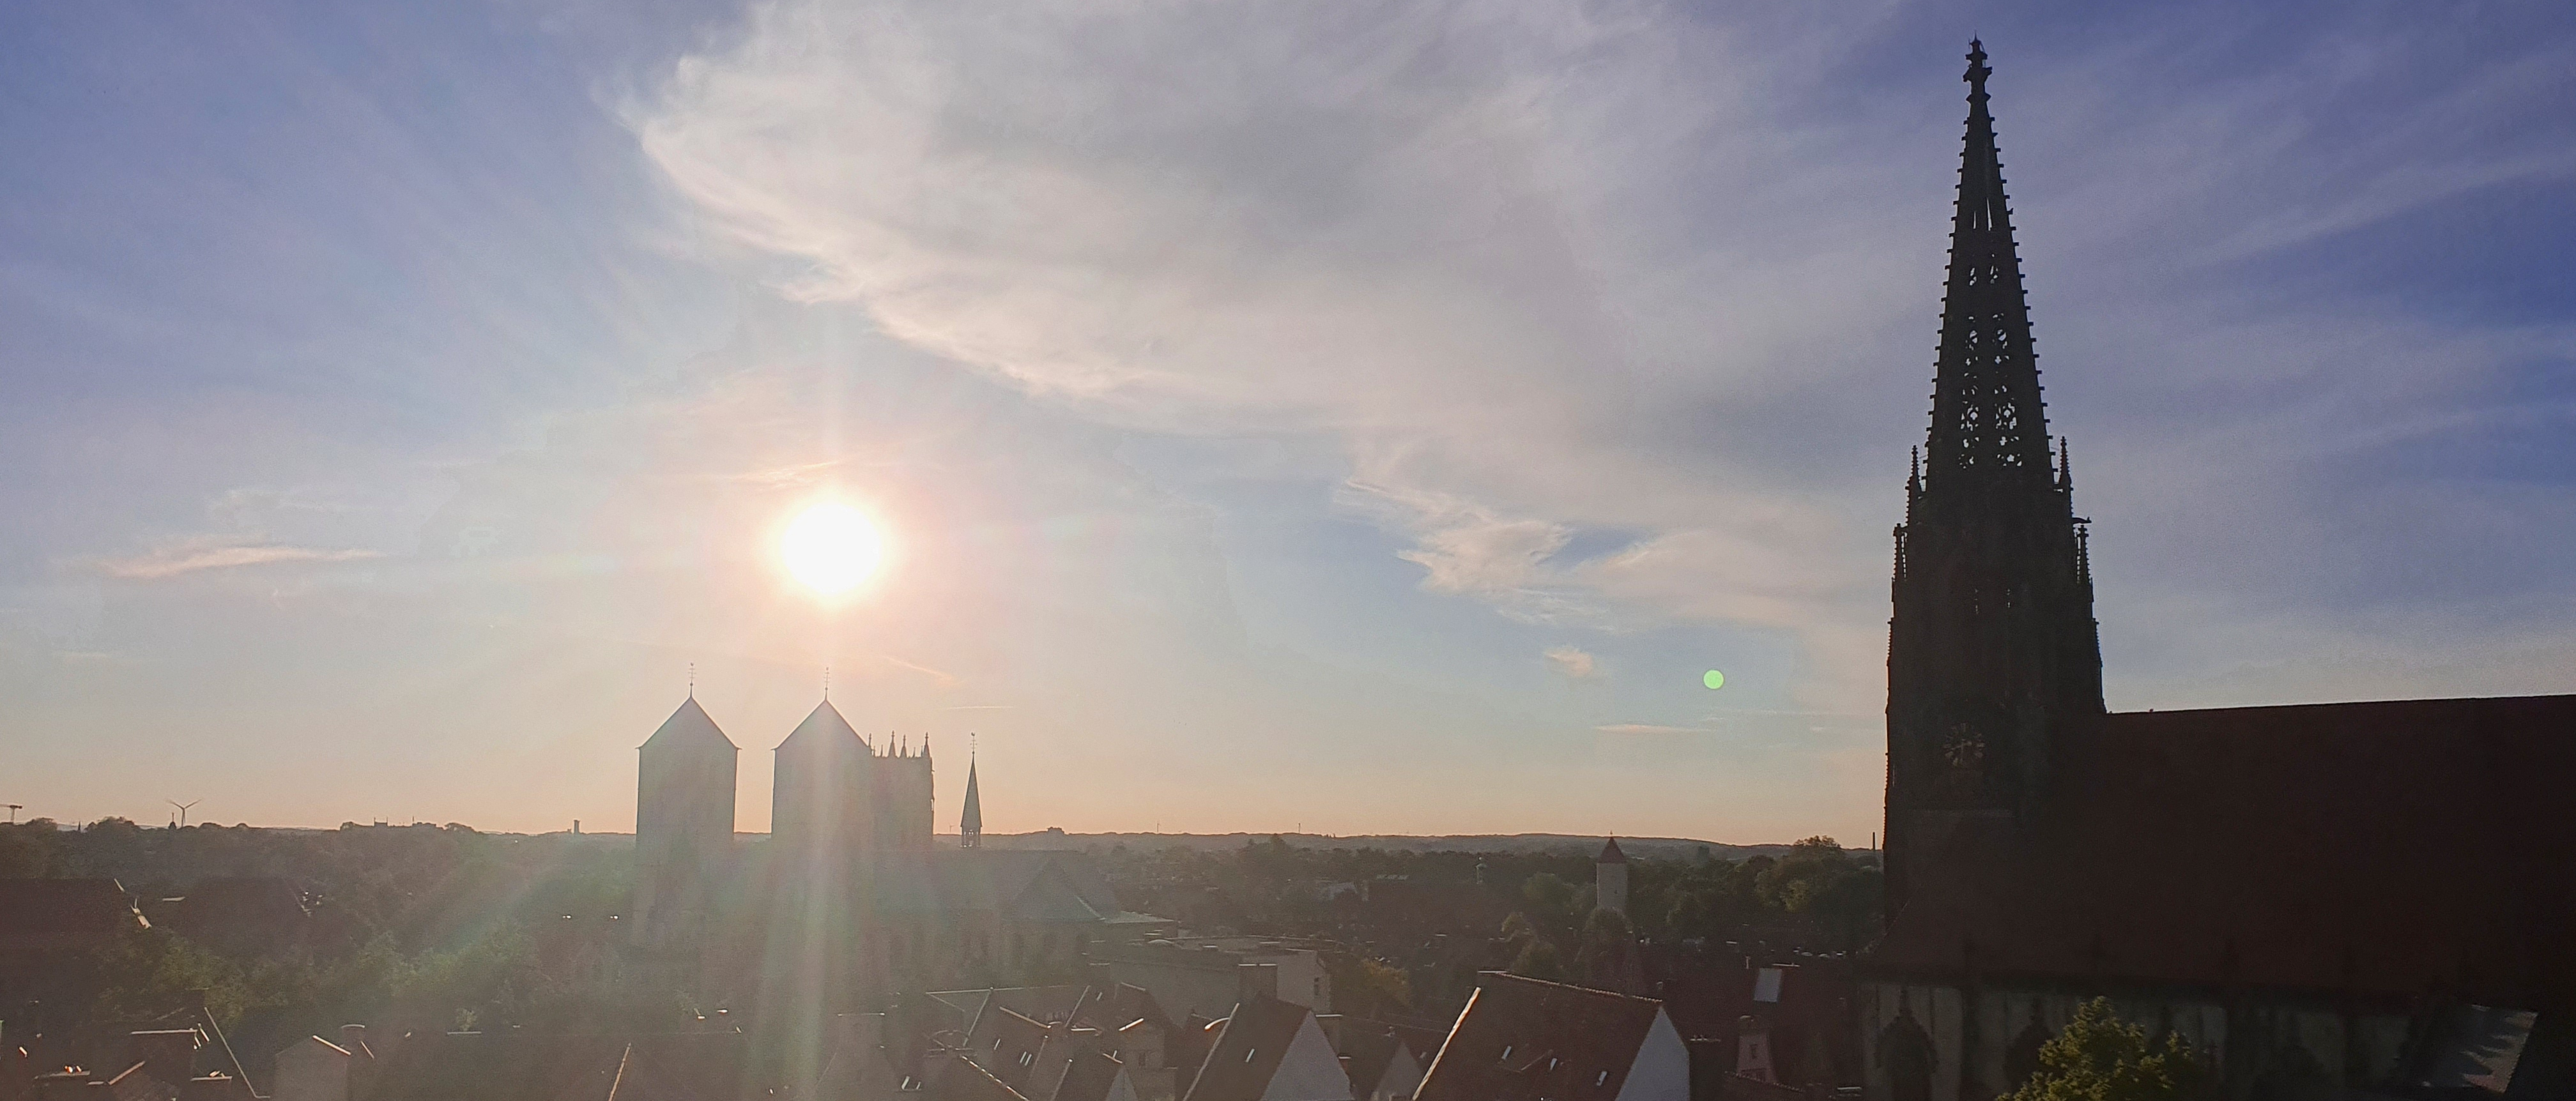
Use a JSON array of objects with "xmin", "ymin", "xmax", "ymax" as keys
[{"xmin": 1703, "ymin": 669, "xmax": 1726, "ymax": 690}]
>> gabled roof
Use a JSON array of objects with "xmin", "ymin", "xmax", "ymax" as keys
[
  {"xmin": 1595, "ymin": 839, "xmax": 1625, "ymax": 865},
  {"xmin": 1081, "ymin": 984, "xmax": 1174, "ymax": 1035},
  {"xmin": 1414, "ymin": 973, "xmax": 1664, "ymax": 1101},
  {"xmin": 972, "ymin": 1007, "xmax": 1054, "ymax": 1092},
  {"xmin": 1869, "ymin": 693, "xmax": 2576, "ymax": 1004},
  {"xmin": 641, "ymin": 697, "xmax": 737, "ymax": 753},
  {"xmin": 939, "ymin": 1054, "xmax": 1035, "ymax": 1101},
  {"xmin": 0, "ymin": 878, "xmax": 146, "ymax": 936},
  {"xmin": 1181, "ymin": 996, "xmax": 1315, "ymax": 1101},
  {"xmin": 776, "ymin": 700, "xmax": 868, "ymax": 753},
  {"xmin": 1052, "ymin": 1050, "xmax": 1129, "ymax": 1101},
  {"xmin": 1330, "ymin": 1021, "xmax": 1409, "ymax": 1098}
]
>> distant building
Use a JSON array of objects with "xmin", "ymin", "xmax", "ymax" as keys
[
  {"xmin": 1413, "ymin": 971, "xmax": 1689, "ymax": 1101},
  {"xmin": 1593, "ymin": 839, "xmax": 1627, "ymax": 915},
  {"xmin": 1090, "ymin": 939, "xmax": 1333, "ymax": 1024},
  {"xmin": 631, "ymin": 695, "xmax": 738, "ymax": 958},
  {"xmin": 630, "ymin": 694, "xmax": 1169, "ymax": 1010},
  {"xmin": 1864, "ymin": 41, "xmax": 2576, "ymax": 1101}
]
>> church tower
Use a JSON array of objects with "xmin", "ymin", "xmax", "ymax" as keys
[
  {"xmin": 772, "ymin": 699, "xmax": 877, "ymax": 888},
  {"xmin": 960, "ymin": 752, "xmax": 982, "ymax": 849},
  {"xmin": 633, "ymin": 695, "xmax": 737, "ymax": 952},
  {"xmin": 1885, "ymin": 41, "xmax": 2104, "ymax": 921}
]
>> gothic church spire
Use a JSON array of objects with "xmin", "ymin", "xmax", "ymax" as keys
[
  {"xmin": 1884, "ymin": 41, "xmax": 2104, "ymax": 924},
  {"xmin": 1924, "ymin": 40, "xmax": 2055, "ymax": 489},
  {"xmin": 960, "ymin": 751, "xmax": 983, "ymax": 849}
]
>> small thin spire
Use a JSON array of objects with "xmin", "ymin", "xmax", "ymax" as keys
[
  {"xmin": 822, "ymin": 665, "xmax": 829, "ymax": 701},
  {"xmin": 687, "ymin": 662, "xmax": 695, "ymax": 699}
]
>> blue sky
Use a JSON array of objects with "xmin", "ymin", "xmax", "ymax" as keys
[{"xmin": 3, "ymin": 0, "xmax": 2571, "ymax": 841}]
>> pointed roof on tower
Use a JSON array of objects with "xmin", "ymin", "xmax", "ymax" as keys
[
  {"xmin": 962, "ymin": 757, "xmax": 983, "ymax": 835},
  {"xmin": 1922, "ymin": 38, "xmax": 2056, "ymax": 493},
  {"xmin": 641, "ymin": 697, "xmax": 736, "ymax": 752},
  {"xmin": 1597, "ymin": 837, "xmax": 1627, "ymax": 865},
  {"xmin": 776, "ymin": 699, "xmax": 868, "ymax": 752}
]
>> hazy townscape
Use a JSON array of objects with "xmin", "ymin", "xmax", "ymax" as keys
[{"xmin": 4, "ymin": 3, "xmax": 2570, "ymax": 1100}]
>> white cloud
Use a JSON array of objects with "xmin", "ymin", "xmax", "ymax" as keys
[
  {"xmin": 95, "ymin": 538, "xmax": 382, "ymax": 581},
  {"xmin": 1595, "ymin": 722, "xmax": 1699, "ymax": 736},
  {"xmin": 633, "ymin": 0, "xmax": 2576, "ymax": 713},
  {"xmin": 1543, "ymin": 644, "xmax": 1597, "ymax": 680}
]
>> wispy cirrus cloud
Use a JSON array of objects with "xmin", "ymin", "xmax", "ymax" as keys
[
  {"xmin": 1544, "ymin": 644, "xmax": 1599, "ymax": 680},
  {"xmin": 636, "ymin": 0, "xmax": 2576, "ymax": 716},
  {"xmin": 1595, "ymin": 722, "xmax": 1701, "ymax": 736},
  {"xmin": 93, "ymin": 538, "xmax": 383, "ymax": 581}
]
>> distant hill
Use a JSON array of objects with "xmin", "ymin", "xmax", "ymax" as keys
[{"xmin": 957, "ymin": 831, "xmax": 1867, "ymax": 861}]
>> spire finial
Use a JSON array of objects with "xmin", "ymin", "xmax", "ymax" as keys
[
  {"xmin": 822, "ymin": 665, "xmax": 829, "ymax": 701},
  {"xmin": 1966, "ymin": 39, "xmax": 1990, "ymax": 87}
]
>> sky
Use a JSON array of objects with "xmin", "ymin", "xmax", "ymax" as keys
[{"xmin": 3, "ymin": 0, "xmax": 2572, "ymax": 843}]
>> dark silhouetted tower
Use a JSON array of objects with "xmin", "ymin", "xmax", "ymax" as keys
[
  {"xmin": 772, "ymin": 699, "xmax": 876, "ymax": 890},
  {"xmin": 960, "ymin": 754, "xmax": 982, "ymax": 849},
  {"xmin": 634, "ymin": 696, "xmax": 737, "ymax": 952},
  {"xmin": 1885, "ymin": 40, "xmax": 2103, "ymax": 922}
]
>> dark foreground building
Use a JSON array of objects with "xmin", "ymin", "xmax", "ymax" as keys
[{"xmin": 1860, "ymin": 42, "xmax": 2575, "ymax": 1101}]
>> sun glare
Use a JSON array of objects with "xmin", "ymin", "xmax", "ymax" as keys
[{"xmin": 781, "ymin": 503, "xmax": 884, "ymax": 595}]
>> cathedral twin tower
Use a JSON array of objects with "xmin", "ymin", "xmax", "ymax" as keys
[{"xmin": 631, "ymin": 694, "xmax": 966, "ymax": 953}]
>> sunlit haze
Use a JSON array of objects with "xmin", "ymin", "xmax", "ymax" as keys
[{"xmin": 781, "ymin": 503, "xmax": 885, "ymax": 596}]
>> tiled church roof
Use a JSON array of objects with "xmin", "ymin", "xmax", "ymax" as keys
[{"xmin": 1869, "ymin": 693, "xmax": 2576, "ymax": 1005}]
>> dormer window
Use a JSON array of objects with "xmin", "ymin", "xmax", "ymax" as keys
[
  {"xmin": 1595, "ymin": 1072, "xmax": 1609, "ymax": 1086},
  {"xmin": 1244, "ymin": 1048, "xmax": 1258, "ymax": 1063},
  {"xmin": 1500, "ymin": 1045, "xmax": 1514, "ymax": 1061}
]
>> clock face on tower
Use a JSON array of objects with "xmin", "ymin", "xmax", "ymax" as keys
[{"xmin": 1942, "ymin": 723, "xmax": 1986, "ymax": 771}]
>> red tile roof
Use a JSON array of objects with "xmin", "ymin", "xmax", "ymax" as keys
[{"xmin": 1869, "ymin": 694, "xmax": 2576, "ymax": 1004}]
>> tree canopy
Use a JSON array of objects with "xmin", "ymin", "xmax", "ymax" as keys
[{"xmin": 2004, "ymin": 998, "xmax": 2203, "ymax": 1101}]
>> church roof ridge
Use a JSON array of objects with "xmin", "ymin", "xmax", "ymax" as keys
[
  {"xmin": 776, "ymin": 699, "xmax": 867, "ymax": 751},
  {"xmin": 641, "ymin": 695, "xmax": 737, "ymax": 752}
]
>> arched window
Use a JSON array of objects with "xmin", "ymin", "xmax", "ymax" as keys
[
  {"xmin": 2005, "ymin": 1015, "xmax": 2051, "ymax": 1092},
  {"xmin": 1879, "ymin": 1010, "xmax": 1936, "ymax": 1101}
]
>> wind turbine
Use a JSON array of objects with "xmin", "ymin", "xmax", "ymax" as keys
[{"xmin": 169, "ymin": 800, "xmax": 201, "ymax": 828}]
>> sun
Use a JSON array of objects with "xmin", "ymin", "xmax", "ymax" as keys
[{"xmin": 781, "ymin": 503, "xmax": 885, "ymax": 595}]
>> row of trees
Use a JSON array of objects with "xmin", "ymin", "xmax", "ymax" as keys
[{"xmin": 1510, "ymin": 836, "xmax": 1880, "ymax": 950}]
